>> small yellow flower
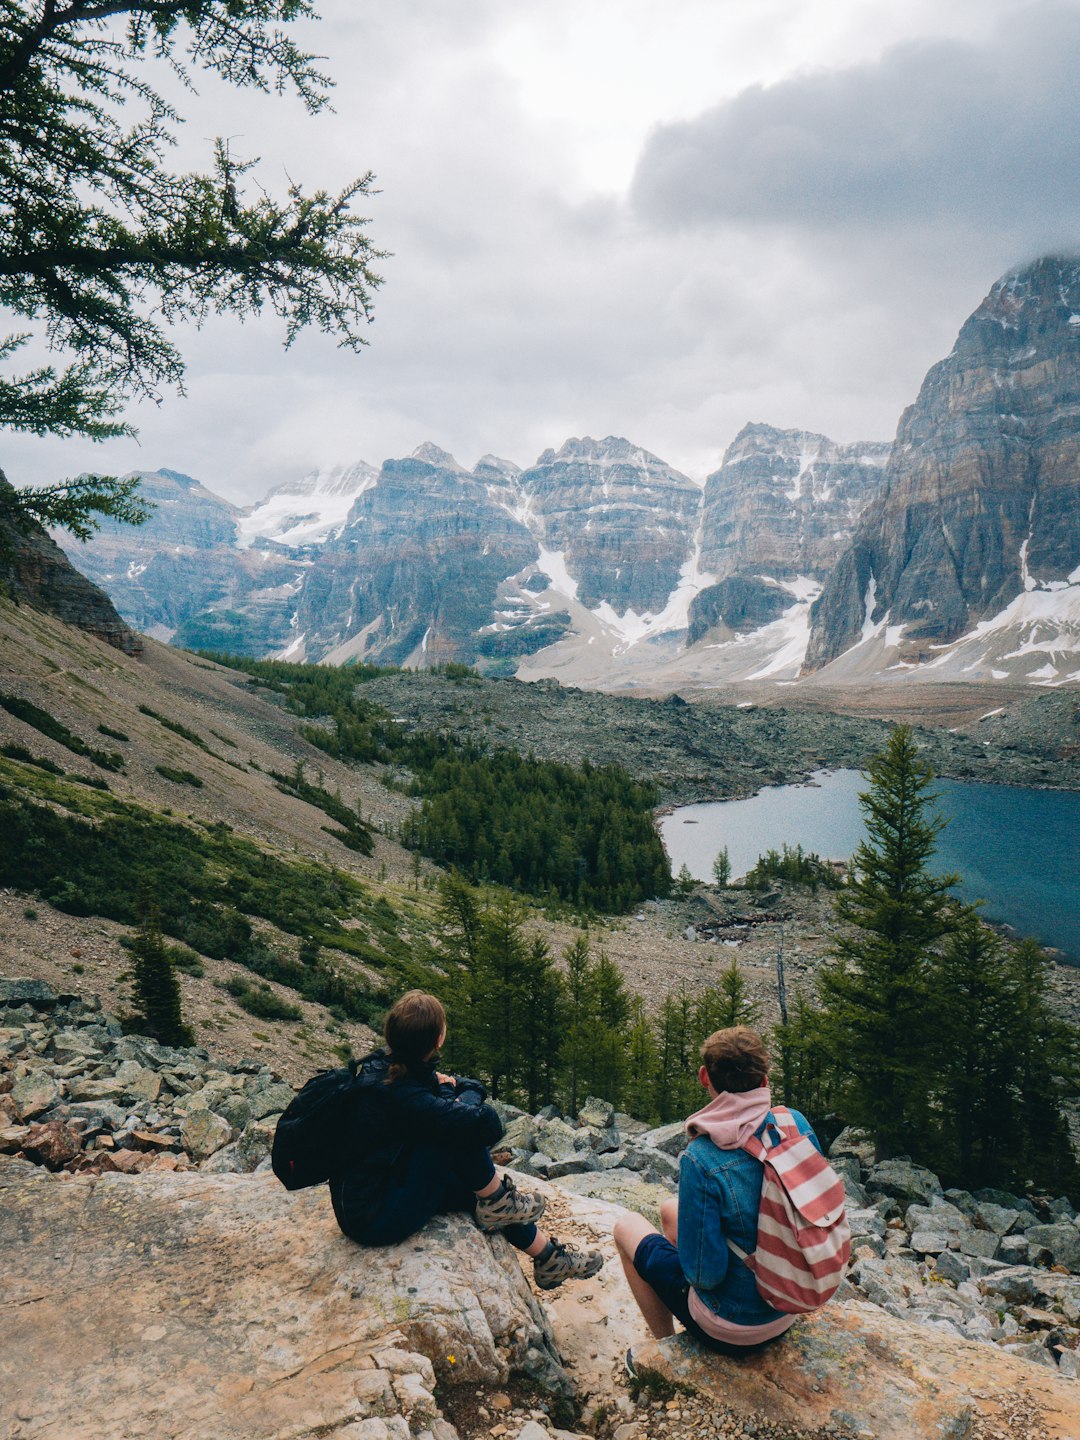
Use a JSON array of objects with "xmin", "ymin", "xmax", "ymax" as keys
[{"xmin": 447, "ymin": 1355, "xmax": 456, "ymax": 1365}]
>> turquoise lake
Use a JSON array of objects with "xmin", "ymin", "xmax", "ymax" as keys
[{"xmin": 659, "ymin": 771, "xmax": 1080, "ymax": 961}]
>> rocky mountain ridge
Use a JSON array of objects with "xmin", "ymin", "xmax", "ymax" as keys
[
  {"xmin": 805, "ymin": 257, "xmax": 1080, "ymax": 686},
  {"xmin": 47, "ymin": 256, "xmax": 1080, "ymax": 690},
  {"xmin": 57, "ymin": 428, "xmax": 886, "ymax": 678}
]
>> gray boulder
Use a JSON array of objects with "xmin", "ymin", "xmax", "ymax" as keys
[
  {"xmin": 180, "ymin": 1109, "xmax": 234, "ymax": 1161},
  {"xmin": 638, "ymin": 1121, "xmax": 688, "ymax": 1157},
  {"xmin": 587, "ymin": 1124, "xmax": 622, "ymax": 1156},
  {"xmin": 247, "ymin": 1081, "xmax": 295, "ymax": 1121},
  {"xmin": 905, "ymin": 1201, "xmax": 969, "ymax": 1238},
  {"xmin": 866, "ymin": 1159, "xmax": 943, "ymax": 1209},
  {"xmin": 957, "ymin": 1230, "xmax": 1000, "ymax": 1260},
  {"xmin": 998, "ymin": 1235, "xmax": 1031, "ymax": 1267},
  {"xmin": 533, "ymin": 1118, "xmax": 585, "ymax": 1162},
  {"xmin": 0, "ymin": 979, "xmax": 57, "ymax": 1008},
  {"xmin": 974, "ymin": 1201, "xmax": 1021, "ymax": 1236},
  {"xmin": 828, "ymin": 1127, "xmax": 876, "ymax": 1170},
  {"xmin": 501, "ymin": 1115, "xmax": 538, "ymax": 1153},
  {"xmin": 933, "ymin": 1251, "xmax": 971, "ymax": 1287},
  {"xmin": 943, "ymin": 1188, "xmax": 980, "ymax": 1220},
  {"xmin": 1024, "ymin": 1224, "xmax": 1080, "ymax": 1273},
  {"xmin": 577, "ymin": 1096, "xmax": 614, "ymax": 1129},
  {"xmin": 544, "ymin": 1155, "xmax": 600, "ymax": 1179},
  {"xmin": 910, "ymin": 1231, "xmax": 950, "ymax": 1256},
  {"xmin": 11, "ymin": 1070, "xmax": 61, "ymax": 1121},
  {"xmin": 1048, "ymin": 1195, "xmax": 1078, "ymax": 1222}
]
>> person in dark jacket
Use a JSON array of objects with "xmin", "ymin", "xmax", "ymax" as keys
[{"xmin": 330, "ymin": 990, "xmax": 603, "ymax": 1290}]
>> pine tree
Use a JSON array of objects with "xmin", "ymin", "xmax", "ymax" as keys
[
  {"xmin": 712, "ymin": 847, "xmax": 732, "ymax": 886},
  {"xmin": 812, "ymin": 726, "xmax": 958, "ymax": 1158},
  {"xmin": 560, "ymin": 934, "xmax": 592, "ymax": 1115},
  {"xmin": 1007, "ymin": 939, "xmax": 1080, "ymax": 1199},
  {"xmin": 129, "ymin": 900, "xmax": 193, "ymax": 1048},
  {"xmin": 694, "ymin": 959, "xmax": 761, "ymax": 1033},
  {"xmin": 653, "ymin": 987, "xmax": 699, "ymax": 1120},
  {"xmin": 623, "ymin": 997, "xmax": 660, "ymax": 1123},
  {"xmin": 927, "ymin": 910, "xmax": 1018, "ymax": 1184}
]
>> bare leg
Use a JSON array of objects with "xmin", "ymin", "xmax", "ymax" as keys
[
  {"xmin": 475, "ymin": 1174, "xmax": 501, "ymax": 1198},
  {"xmin": 660, "ymin": 1196, "xmax": 678, "ymax": 1245},
  {"xmin": 614, "ymin": 1213, "xmax": 676, "ymax": 1339}
]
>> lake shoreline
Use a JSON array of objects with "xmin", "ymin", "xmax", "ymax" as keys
[{"xmin": 660, "ymin": 769, "xmax": 1080, "ymax": 963}]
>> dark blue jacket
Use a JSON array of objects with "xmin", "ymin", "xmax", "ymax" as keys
[{"xmin": 329, "ymin": 1050, "xmax": 502, "ymax": 1238}]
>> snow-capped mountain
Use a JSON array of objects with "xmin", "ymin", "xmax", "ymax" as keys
[
  {"xmin": 806, "ymin": 257, "xmax": 1080, "ymax": 687},
  {"xmin": 236, "ymin": 461, "xmax": 378, "ymax": 549},
  {"xmin": 58, "ymin": 258, "xmax": 1080, "ymax": 688}
]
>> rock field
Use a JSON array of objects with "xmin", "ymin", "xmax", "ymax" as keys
[{"xmin": 4, "ymin": 976, "xmax": 1080, "ymax": 1440}]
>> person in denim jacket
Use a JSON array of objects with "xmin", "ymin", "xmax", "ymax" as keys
[{"xmin": 614, "ymin": 1026, "xmax": 822, "ymax": 1355}]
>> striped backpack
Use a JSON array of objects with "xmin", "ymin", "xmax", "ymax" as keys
[{"xmin": 725, "ymin": 1105, "xmax": 851, "ymax": 1314}]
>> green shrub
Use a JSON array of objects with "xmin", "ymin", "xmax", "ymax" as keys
[
  {"xmin": 0, "ymin": 693, "xmax": 123, "ymax": 770},
  {"xmin": 2, "ymin": 744, "xmax": 64, "ymax": 775},
  {"xmin": 223, "ymin": 977, "xmax": 302, "ymax": 1021},
  {"xmin": 155, "ymin": 765, "xmax": 203, "ymax": 787},
  {"xmin": 98, "ymin": 724, "xmax": 129, "ymax": 742},
  {"xmin": 744, "ymin": 843, "xmax": 842, "ymax": 892},
  {"xmin": 139, "ymin": 705, "xmax": 211, "ymax": 752}
]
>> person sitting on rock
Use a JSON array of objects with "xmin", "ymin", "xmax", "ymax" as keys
[
  {"xmin": 614, "ymin": 1025, "xmax": 823, "ymax": 1354},
  {"xmin": 330, "ymin": 989, "xmax": 603, "ymax": 1290}
]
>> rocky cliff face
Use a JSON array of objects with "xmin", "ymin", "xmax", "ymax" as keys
[
  {"xmin": 292, "ymin": 444, "xmax": 539, "ymax": 665},
  {"xmin": 519, "ymin": 436, "xmax": 701, "ymax": 615},
  {"xmin": 686, "ymin": 425, "xmax": 888, "ymax": 644},
  {"xmin": 0, "ymin": 474, "xmax": 141, "ymax": 654},
  {"xmin": 63, "ymin": 468, "xmax": 302, "ymax": 649},
  {"xmin": 806, "ymin": 257, "xmax": 1080, "ymax": 679}
]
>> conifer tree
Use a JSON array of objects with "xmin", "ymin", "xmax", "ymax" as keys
[
  {"xmin": 1007, "ymin": 939, "xmax": 1080, "ymax": 1198},
  {"xmin": 623, "ymin": 997, "xmax": 660, "ymax": 1123},
  {"xmin": 712, "ymin": 847, "xmax": 732, "ymax": 886},
  {"xmin": 812, "ymin": 726, "xmax": 958, "ymax": 1158},
  {"xmin": 560, "ymin": 934, "xmax": 592, "ymax": 1115},
  {"xmin": 129, "ymin": 898, "xmax": 193, "ymax": 1048},
  {"xmin": 927, "ymin": 910, "xmax": 1018, "ymax": 1184}
]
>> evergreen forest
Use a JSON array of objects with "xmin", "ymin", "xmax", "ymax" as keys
[{"xmin": 204, "ymin": 655, "xmax": 670, "ymax": 910}]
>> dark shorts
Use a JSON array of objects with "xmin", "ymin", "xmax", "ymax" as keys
[{"xmin": 632, "ymin": 1233, "xmax": 779, "ymax": 1357}]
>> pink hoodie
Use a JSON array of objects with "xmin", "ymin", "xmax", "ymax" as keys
[{"xmin": 685, "ymin": 1082, "xmax": 771, "ymax": 1150}]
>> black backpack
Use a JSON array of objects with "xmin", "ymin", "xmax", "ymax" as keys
[{"xmin": 271, "ymin": 1054, "xmax": 381, "ymax": 1191}]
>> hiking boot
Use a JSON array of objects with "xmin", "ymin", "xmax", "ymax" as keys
[
  {"xmin": 475, "ymin": 1174, "xmax": 547, "ymax": 1233},
  {"xmin": 533, "ymin": 1238, "xmax": 604, "ymax": 1290}
]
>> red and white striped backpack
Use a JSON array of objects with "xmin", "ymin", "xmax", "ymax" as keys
[{"xmin": 725, "ymin": 1105, "xmax": 851, "ymax": 1314}]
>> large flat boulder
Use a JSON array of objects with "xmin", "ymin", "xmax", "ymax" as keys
[
  {"xmin": 633, "ymin": 1301, "xmax": 1080, "ymax": 1439},
  {"xmin": 0, "ymin": 1161, "xmax": 569, "ymax": 1440}
]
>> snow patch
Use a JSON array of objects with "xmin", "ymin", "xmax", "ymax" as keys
[
  {"xmin": 536, "ymin": 546, "xmax": 579, "ymax": 603},
  {"xmin": 859, "ymin": 577, "xmax": 879, "ymax": 642},
  {"xmin": 238, "ymin": 462, "xmax": 377, "ymax": 548}
]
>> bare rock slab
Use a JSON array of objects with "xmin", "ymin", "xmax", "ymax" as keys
[
  {"xmin": 632, "ymin": 1299, "xmax": 1080, "ymax": 1440},
  {"xmin": 0, "ymin": 1164, "xmax": 568, "ymax": 1440}
]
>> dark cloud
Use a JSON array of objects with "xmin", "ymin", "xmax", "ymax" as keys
[{"xmin": 631, "ymin": 2, "xmax": 1080, "ymax": 249}]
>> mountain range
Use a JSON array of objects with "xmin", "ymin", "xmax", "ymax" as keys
[{"xmin": 60, "ymin": 257, "xmax": 1080, "ymax": 689}]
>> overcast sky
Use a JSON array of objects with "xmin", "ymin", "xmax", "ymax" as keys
[{"xmin": 6, "ymin": 0, "xmax": 1080, "ymax": 502}]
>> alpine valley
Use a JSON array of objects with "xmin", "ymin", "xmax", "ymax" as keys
[{"xmin": 62, "ymin": 257, "xmax": 1080, "ymax": 691}]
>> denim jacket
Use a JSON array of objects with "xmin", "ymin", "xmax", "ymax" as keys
[{"xmin": 677, "ymin": 1107, "xmax": 821, "ymax": 1326}]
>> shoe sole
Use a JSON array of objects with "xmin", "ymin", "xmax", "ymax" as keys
[{"xmin": 476, "ymin": 1195, "xmax": 547, "ymax": 1233}]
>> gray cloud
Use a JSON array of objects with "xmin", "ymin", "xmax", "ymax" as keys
[{"xmin": 631, "ymin": 2, "xmax": 1080, "ymax": 250}]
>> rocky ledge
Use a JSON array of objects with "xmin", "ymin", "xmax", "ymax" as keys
[{"xmin": 5, "ymin": 978, "xmax": 1080, "ymax": 1440}]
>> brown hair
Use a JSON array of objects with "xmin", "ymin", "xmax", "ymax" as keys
[
  {"xmin": 700, "ymin": 1026, "xmax": 770, "ymax": 1094},
  {"xmin": 384, "ymin": 990, "xmax": 446, "ymax": 1082}
]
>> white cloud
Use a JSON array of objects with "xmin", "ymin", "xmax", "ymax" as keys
[{"xmin": 4, "ymin": 0, "xmax": 1076, "ymax": 505}]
